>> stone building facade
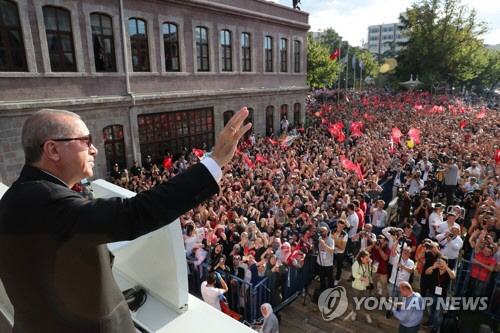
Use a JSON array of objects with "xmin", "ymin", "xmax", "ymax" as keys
[{"xmin": 0, "ymin": 0, "xmax": 309, "ymax": 185}]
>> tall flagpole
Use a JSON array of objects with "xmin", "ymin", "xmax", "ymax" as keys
[
  {"xmin": 353, "ymin": 59, "xmax": 356, "ymax": 91},
  {"xmin": 345, "ymin": 52, "xmax": 349, "ymax": 90},
  {"xmin": 337, "ymin": 49, "xmax": 341, "ymax": 106}
]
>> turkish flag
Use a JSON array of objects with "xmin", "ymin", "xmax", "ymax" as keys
[
  {"xmin": 495, "ymin": 149, "xmax": 500, "ymax": 165},
  {"xmin": 193, "ymin": 148, "xmax": 204, "ymax": 158},
  {"xmin": 459, "ymin": 122, "xmax": 468, "ymax": 130},
  {"xmin": 329, "ymin": 48, "xmax": 340, "ymax": 60},
  {"xmin": 476, "ymin": 112, "xmax": 486, "ymax": 119},
  {"xmin": 163, "ymin": 157, "xmax": 172, "ymax": 169},
  {"xmin": 350, "ymin": 122, "xmax": 363, "ymax": 137},
  {"xmin": 256, "ymin": 154, "xmax": 268, "ymax": 164},
  {"xmin": 244, "ymin": 154, "xmax": 254, "ymax": 168},
  {"xmin": 268, "ymin": 138, "xmax": 280, "ymax": 145},
  {"xmin": 356, "ymin": 163, "xmax": 365, "ymax": 182},
  {"xmin": 340, "ymin": 156, "xmax": 364, "ymax": 181},
  {"xmin": 408, "ymin": 128, "xmax": 421, "ymax": 144},
  {"xmin": 391, "ymin": 127, "xmax": 403, "ymax": 144}
]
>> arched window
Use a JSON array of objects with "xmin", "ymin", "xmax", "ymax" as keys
[
  {"xmin": 129, "ymin": 18, "xmax": 149, "ymax": 71},
  {"xmin": 0, "ymin": 0, "xmax": 27, "ymax": 71},
  {"xmin": 280, "ymin": 38, "xmax": 287, "ymax": 72},
  {"xmin": 90, "ymin": 13, "xmax": 115, "ymax": 71},
  {"xmin": 103, "ymin": 125, "xmax": 126, "ymax": 172},
  {"xmin": 244, "ymin": 108, "xmax": 253, "ymax": 138},
  {"xmin": 294, "ymin": 40, "xmax": 301, "ymax": 73},
  {"xmin": 163, "ymin": 22, "xmax": 179, "ymax": 71},
  {"xmin": 266, "ymin": 106, "xmax": 274, "ymax": 137},
  {"xmin": 280, "ymin": 104, "xmax": 288, "ymax": 122},
  {"xmin": 241, "ymin": 32, "xmax": 251, "ymax": 72},
  {"xmin": 43, "ymin": 6, "xmax": 76, "ymax": 71},
  {"xmin": 223, "ymin": 110, "xmax": 234, "ymax": 126},
  {"xmin": 293, "ymin": 103, "xmax": 301, "ymax": 127},
  {"xmin": 195, "ymin": 26, "xmax": 209, "ymax": 71},
  {"xmin": 220, "ymin": 29, "xmax": 232, "ymax": 71}
]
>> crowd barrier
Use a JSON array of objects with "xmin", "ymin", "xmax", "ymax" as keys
[
  {"xmin": 453, "ymin": 259, "xmax": 500, "ymax": 319},
  {"xmin": 186, "ymin": 254, "xmax": 316, "ymax": 324}
]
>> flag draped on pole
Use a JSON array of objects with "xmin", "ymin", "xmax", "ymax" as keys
[
  {"xmin": 330, "ymin": 48, "xmax": 340, "ymax": 60},
  {"xmin": 408, "ymin": 128, "xmax": 421, "ymax": 144},
  {"xmin": 345, "ymin": 52, "xmax": 349, "ymax": 90}
]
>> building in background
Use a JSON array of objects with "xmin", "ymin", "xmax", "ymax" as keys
[
  {"xmin": 366, "ymin": 19, "xmax": 408, "ymax": 57},
  {"xmin": 0, "ymin": 0, "xmax": 309, "ymax": 185}
]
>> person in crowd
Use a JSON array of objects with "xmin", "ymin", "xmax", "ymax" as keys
[
  {"xmin": 468, "ymin": 244, "xmax": 497, "ymax": 297},
  {"xmin": 352, "ymin": 223, "xmax": 376, "ymax": 252},
  {"xmin": 388, "ymin": 243, "xmax": 414, "ymax": 300},
  {"xmin": 371, "ymin": 199, "xmax": 388, "ymax": 235},
  {"xmin": 428, "ymin": 203, "xmax": 445, "ymax": 239},
  {"xmin": 257, "ymin": 303, "xmax": 279, "ymax": 333},
  {"xmin": 416, "ymin": 240, "xmax": 442, "ymax": 297},
  {"xmin": 391, "ymin": 282, "xmax": 424, "ymax": 333},
  {"xmin": 332, "ymin": 217, "xmax": 349, "ymax": 286},
  {"xmin": 317, "ymin": 226, "xmax": 335, "ymax": 291},
  {"xmin": 201, "ymin": 272, "xmax": 228, "ymax": 311},
  {"xmin": 350, "ymin": 250, "xmax": 374, "ymax": 324},
  {"xmin": 435, "ymin": 225, "xmax": 463, "ymax": 270},
  {"xmin": 423, "ymin": 257, "xmax": 456, "ymax": 333},
  {"xmin": 367, "ymin": 234, "xmax": 391, "ymax": 298},
  {"xmin": 443, "ymin": 157, "xmax": 460, "ymax": 206}
]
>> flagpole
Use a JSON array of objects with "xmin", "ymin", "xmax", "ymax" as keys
[
  {"xmin": 353, "ymin": 59, "xmax": 356, "ymax": 91},
  {"xmin": 345, "ymin": 52, "xmax": 349, "ymax": 90},
  {"xmin": 337, "ymin": 51, "xmax": 341, "ymax": 107}
]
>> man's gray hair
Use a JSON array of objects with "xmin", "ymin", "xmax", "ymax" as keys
[{"xmin": 22, "ymin": 108, "xmax": 81, "ymax": 164}]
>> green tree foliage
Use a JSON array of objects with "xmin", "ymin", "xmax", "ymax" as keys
[
  {"xmin": 397, "ymin": 0, "xmax": 489, "ymax": 88},
  {"xmin": 345, "ymin": 47, "xmax": 379, "ymax": 88},
  {"xmin": 307, "ymin": 33, "xmax": 343, "ymax": 89},
  {"xmin": 469, "ymin": 50, "xmax": 500, "ymax": 92},
  {"xmin": 319, "ymin": 28, "xmax": 349, "ymax": 55}
]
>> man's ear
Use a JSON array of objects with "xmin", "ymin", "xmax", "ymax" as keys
[{"xmin": 42, "ymin": 141, "xmax": 62, "ymax": 162}]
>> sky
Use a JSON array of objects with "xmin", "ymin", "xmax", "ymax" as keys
[{"xmin": 269, "ymin": 0, "xmax": 500, "ymax": 47}]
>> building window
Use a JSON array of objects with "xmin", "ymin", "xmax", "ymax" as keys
[
  {"xmin": 90, "ymin": 13, "xmax": 115, "ymax": 72},
  {"xmin": 138, "ymin": 108, "xmax": 214, "ymax": 163},
  {"xmin": 293, "ymin": 103, "xmax": 301, "ymax": 127},
  {"xmin": 195, "ymin": 26, "xmax": 209, "ymax": 71},
  {"xmin": 370, "ymin": 28, "xmax": 379, "ymax": 33},
  {"xmin": 43, "ymin": 6, "xmax": 76, "ymax": 72},
  {"xmin": 129, "ymin": 18, "xmax": 149, "ymax": 71},
  {"xmin": 241, "ymin": 32, "xmax": 251, "ymax": 72},
  {"xmin": 264, "ymin": 35, "xmax": 272, "ymax": 72},
  {"xmin": 244, "ymin": 108, "xmax": 253, "ymax": 138},
  {"xmin": 280, "ymin": 104, "xmax": 288, "ymax": 122},
  {"xmin": 280, "ymin": 38, "xmax": 287, "ymax": 72},
  {"xmin": 163, "ymin": 22, "xmax": 179, "ymax": 71},
  {"xmin": 220, "ymin": 29, "xmax": 232, "ymax": 71},
  {"xmin": 103, "ymin": 125, "xmax": 126, "ymax": 172},
  {"xmin": 0, "ymin": 0, "xmax": 27, "ymax": 71},
  {"xmin": 293, "ymin": 40, "xmax": 300, "ymax": 73},
  {"xmin": 223, "ymin": 110, "xmax": 234, "ymax": 126},
  {"xmin": 266, "ymin": 105, "xmax": 274, "ymax": 136}
]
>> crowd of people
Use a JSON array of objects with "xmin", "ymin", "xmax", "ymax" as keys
[{"xmin": 100, "ymin": 88, "xmax": 499, "ymax": 331}]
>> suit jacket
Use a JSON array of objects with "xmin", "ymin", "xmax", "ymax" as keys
[
  {"xmin": 0, "ymin": 163, "xmax": 219, "ymax": 333},
  {"xmin": 389, "ymin": 170, "xmax": 407, "ymax": 187}
]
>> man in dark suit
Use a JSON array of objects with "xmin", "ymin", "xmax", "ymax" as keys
[{"xmin": 0, "ymin": 107, "xmax": 251, "ymax": 333}]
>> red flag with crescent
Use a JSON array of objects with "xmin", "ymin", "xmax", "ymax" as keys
[
  {"xmin": 391, "ymin": 127, "xmax": 403, "ymax": 144},
  {"xmin": 408, "ymin": 128, "xmax": 421, "ymax": 144}
]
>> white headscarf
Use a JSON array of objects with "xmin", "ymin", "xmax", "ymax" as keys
[{"xmin": 261, "ymin": 303, "xmax": 273, "ymax": 318}]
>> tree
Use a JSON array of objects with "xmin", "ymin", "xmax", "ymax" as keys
[
  {"xmin": 397, "ymin": 0, "xmax": 488, "ymax": 89},
  {"xmin": 307, "ymin": 34, "xmax": 343, "ymax": 89},
  {"xmin": 319, "ymin": 28, "xmax": 349, "ymax": 56},
  {"xmin": 469, "ymin": 49, "xmax": 500, "ymax": 92}
]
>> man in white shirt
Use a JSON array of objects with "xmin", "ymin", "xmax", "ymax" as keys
[
  {"xmin": 388, "ymin": 244, "xmax": 414, "ymax": 300},
  {"xmin": 371, "ymin": 200, "xmax": 388, "ymax": 235},
  {"xmin": 435, "ymin": 212, "xmax": 460, "ymax": 235},
  {"xmin": 352, "ymin": 223, "xmax": 376, "ymax": 251},
  {"xmin": 346, "ymin": 203, "xmax": 359, "ymax": 261},
  {"xmin": 465, "ymin": 161, "xmax": 481, "ymax": 179},
  {"xmin": 435, "ymin": 226, "xmax": 463, "ymax": 271},
  {"xmin": 428, "ymin": 203, "xmax": 445, "ymax": 239},
  {"xmin": 418, "ymin": 156, "xmax": 433, "ymax": 172},
  {"xmin": 462, "ymin": 177, "xmax": 479, "ymax": 192},
  {"xmin": 201, "ymin": 272, "xmax": 228, "ymax": 311}
]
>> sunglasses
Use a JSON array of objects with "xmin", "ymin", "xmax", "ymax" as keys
[{"xmin": 40, "ymin": 134, "xmax": 93, "ymax": 149}]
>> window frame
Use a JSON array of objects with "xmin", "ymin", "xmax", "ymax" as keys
[
  {"xmin": 220, "ymin": 29, "xmax": 232, "ymax": 72},
  {"xmin": 129, "ymin": 18, "xmax": 150, "ymax": 72},
  {"xmin": 241, "ymin": 32, "xmax": 251, "ymax": 72},
  {"xmin": 280, "ymin": 38, "xmax": 287, "ymax": 73},
  {"xmin": 163, "ymin": 22, "xmax": 180, "ymax": 72},
  {"xmin": 264, "ymin": 35, "xmax": 273, "ymax": 72},
  {"xmin": 0, "ymin": 0, "xmax": 27, "ymax": 71},
  {"xmin": 43, "ymin": 5, "xmax": 77, "ymax": 72},
  {"xmin": 90, "ymin": 12, "xmax": 116, "ymax": 72},
  {"xmin": 293, "ymin": 40, "xmax": 300, "ymax": 73},
  {"xmin": 195, "ymin": 26, "xmax": 209, "ymax": 72}
]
